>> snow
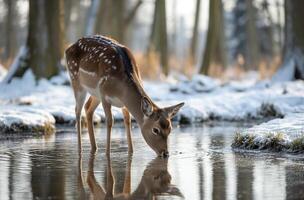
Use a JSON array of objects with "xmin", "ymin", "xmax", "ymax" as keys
[
  {"xmin": 0, "ymin": 105, "xmax": 55, "ymax": 134},
  {"xmin": 0, "ymin": 70, "xmax": 304, "ymax": 139},
  {"xmin": 245, "ymin": 113, "xmax": 304, "ymax": 141},
  {"xmin": 1, "ymin": 46, "xmax": 28, "ymax": 83},
  {"xmin": 0, "ymin": 64, "xmax": 7, "ymax": 81},
  {"xmin": 233, "ymin": 113, "xmax": 304, "ymax": 153}
]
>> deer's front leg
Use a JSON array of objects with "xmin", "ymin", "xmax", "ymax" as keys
[
  {"xmin": 87, "ymin": 153, "xmax": 106, "ymax": 199},
  {"xmin": 85, "ymin": 96, "xmax": 100, "ymax": 153},
  {"xmin": 102, "ymin": 99, "xmax": 113, "ymax": 156},
  {"xmin": 123, "ymin": 155, "xmax": 132, "ymax": 194},
  {"xmin": 122, "ymin": 108, "xmax": 133, "ymax": 154}
]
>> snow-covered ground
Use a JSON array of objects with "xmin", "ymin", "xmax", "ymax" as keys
[
  {"xmin": 232, "ymin": 113, "xmax": 304, "ymax": 153},
  {"xmin": 0, "ymin": 70, "xmax": 304, "ymax": 152}
]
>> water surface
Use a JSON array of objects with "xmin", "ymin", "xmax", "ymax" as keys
[{"xmin": 0, "ymin": 124, "xmax": 303, "ymax": 200}]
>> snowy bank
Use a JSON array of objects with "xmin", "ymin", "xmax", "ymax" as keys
[
  {"xmin": 0, "ymin": 105, "xmax": 55, "ymax": 135},
  {"xmin": 0, "ymin": 70, "xmax": 304, "ymax": 135},
  {"xmin": 232, "ymin": 113, "xmax": 304, "ymax": 153}
]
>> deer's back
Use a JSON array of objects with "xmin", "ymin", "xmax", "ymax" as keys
[{"xmin": 65, "ymin": 35, "xmax": 141, "ymax": 100}]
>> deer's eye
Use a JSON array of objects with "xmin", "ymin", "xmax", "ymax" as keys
[{"xmin": 152, "ymin": 127, "xmax": 160, "ymax": 136}]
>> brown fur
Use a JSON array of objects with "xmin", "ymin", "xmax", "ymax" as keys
[{"xmin": 65, "ymin": 35, "xmax": 184, "ymax": 156}]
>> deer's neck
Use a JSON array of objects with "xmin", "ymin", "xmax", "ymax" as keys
[{"xmin": 120, "ymin": 80, "xmax": 147, "ymax": 127}]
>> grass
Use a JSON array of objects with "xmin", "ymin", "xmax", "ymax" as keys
[
  {"xmin": 261, "ymin": 132, "xmax": 285, "ymax": 151},
  {"xmin": 288, "ymin": 136, "xmax": 304, "ymax": 153},
  {"xmin": 232, "ymin": 131, "xmax": 304, "ymax": 153},
  {"xmin": 232, "ymin": 132, "xmax": 256, "ymax": 149}
]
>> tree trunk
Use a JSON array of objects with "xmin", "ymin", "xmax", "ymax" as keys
[
  {"xmin": 147, "ymin": 0, "xmax": 169, "ymax": 76},
  {"xmin": 189, "ymin": 0, "xmax": 201, "ymax": 65},
  {"xmin": 4, "ymin": 0, "xmax": 17, "ymax": 62},
  {"xmin": 245, "ymin": 0, "xmax": 259, "ymax": 69},
  {"xmin": 199, "ymin": 0, "xmax": 226, "ymax": 75},
  {"xmin": 158, "ymin": 0, "xmax": 169, "ymax": 76},
  {"xmin": 5, "ymin": 0, "xmax": 65, "ymax": 81},
  {"xmin": 112, "ymin": 0, "xmax": 126, "ymax": 42},
  {"xmin": 94, "ymin": 0, "xmax": 142, "ymax": 43},
  {"xmin": 273, "ymin": 0, "xmax": 304, "ymax": 81}
]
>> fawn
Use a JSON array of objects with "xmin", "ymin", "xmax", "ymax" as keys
[{"xmin": 65, "ymin": 35, "xmax": 184, "ymax": 157}]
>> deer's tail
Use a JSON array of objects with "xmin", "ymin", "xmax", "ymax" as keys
[{"xmin": 65, "ymin": 41, "xmax": 82, "ymax": 80}]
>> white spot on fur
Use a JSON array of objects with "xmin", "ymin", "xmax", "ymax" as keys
[{"xmin": 79, "ymin": 67, "xmax": 97, "ymax": 77}]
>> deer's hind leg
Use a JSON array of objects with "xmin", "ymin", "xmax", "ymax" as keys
[
  {"xmin": 122, "ymin": 108, "xmax": 133, "ymax": 154},
  {"xmin": 72, "ymin": 81, "xmax": 87, "ymax": 153},
  {"xmin": 85, "ymin": 96, "xmax": 100, "ymax": 153}
]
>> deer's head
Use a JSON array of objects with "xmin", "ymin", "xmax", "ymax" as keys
[
  {"xmin": 141, "ymin": 97, "xmax": 184, "ymax": 157},
  {"xmin": 140, "ymin": 157, "xmax": 184, "ymax": 198}
]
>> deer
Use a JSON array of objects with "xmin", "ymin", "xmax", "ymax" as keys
[
  {"xmin": 83, "ymin": 153, "xmax": 184, "ymax": 199},
  {"xmin": 65, "ymin": 35, "xmax": 184, "ymax": 157}
]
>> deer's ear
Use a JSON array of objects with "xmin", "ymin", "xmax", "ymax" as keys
[
  {"xmin": 166, "ymin": 185, "xmax": 184, "ymax": 198},
  {"xmin": 141, "ymin": 97, "xmax": 153, "ymax": 117},
  {"xmin": 164, "ymin": 102, "xmax": 185, "ymax": 119}
]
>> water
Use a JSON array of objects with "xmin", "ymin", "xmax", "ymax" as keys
[{"xmin": 0, "ymin": 124, "xmax": 304, "ymax": 200}]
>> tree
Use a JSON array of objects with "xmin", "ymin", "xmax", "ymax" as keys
[
  {"xmin": 199, "ymin": 0, "xmax": 226, "ymax": 75},
  {"xmin": 189, "ymin": 0, "xmax": 201, "ymax": 65},
  {"xmin": 230, "ymin": 0, "xmax": 281, "ymax": 72},
  {"xmin": 4, "ymin": 0, "xmax": 65, "ymax": 82},
  {"xmin": 93, "ymin": 0, "xmax": 143, "ymax": 43},
  {"xmin": 147, "ymin": 0, "xmax": 169, "ymax": 76},
  {"xmin": 245, "ymin": 0, "xmax": 260, "ymax": 69},
  {"xmin": 273, "ymin": 0, "xmax": 304, "ymax": 81},
  {"xmin": 3, "ymin": 0, "xmax": 17, "ymax": 63}
]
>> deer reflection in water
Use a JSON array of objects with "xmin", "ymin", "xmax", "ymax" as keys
[{"xmin": 78, "ymin": 154, "xmax": 184, "ymax": 200}]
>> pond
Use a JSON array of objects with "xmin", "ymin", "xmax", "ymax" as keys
[{"xmin": 0, "ymin": 124, "xmax": 304, "ymax": 200}]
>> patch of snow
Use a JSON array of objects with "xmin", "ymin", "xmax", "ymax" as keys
[
  {"xmin": 0, "ymin": 70, "xmax": 36, "ymax": 100},
  {"xmin": 0, "ymin": 70, "xmax": 304, "ymax": 135},
  {"xmin": 0, "ymin": 105, "xmax": 55, "ymax": 134},
  {"xmin": 248, "ymin": 114, "xmax": 304, "ymax": 140},
  {"xmin": 272, "ymin": 58, "xmax": 295, "ymax": 82},
  {"xmin": 1, "ymin": 46, "xmax": 28, "ymax": 83},
  {"xmin": 233, "ymin": 113, "xmax": 304, "ymax": 152}
]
